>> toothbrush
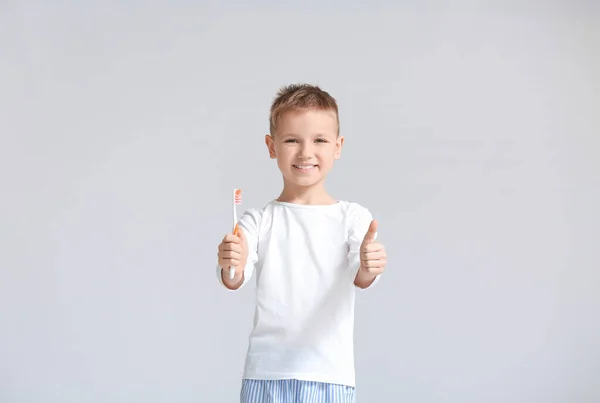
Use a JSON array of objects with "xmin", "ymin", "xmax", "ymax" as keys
[{"xmin": 229, "ymin": 188, "xmax": 242, "ymax": 280}]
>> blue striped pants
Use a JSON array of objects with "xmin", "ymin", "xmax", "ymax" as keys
[{"xmin": 240, "ymin": 379, "xmax": 356, "ymax": 403}]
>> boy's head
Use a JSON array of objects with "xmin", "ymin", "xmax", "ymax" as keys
[
  {"xmin": 265, "ymin": 84, "xmax": 344, "ymax": 190},
  {"xmin": 269, "ymin": 83, "xmax": 339, "ymax": 136}
]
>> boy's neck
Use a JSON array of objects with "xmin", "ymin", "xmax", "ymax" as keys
[{"xmin": 276, "ymin": 182, "xmax": 337, "ymax": 205}]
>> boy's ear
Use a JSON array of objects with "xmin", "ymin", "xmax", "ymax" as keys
[
  {"xmin": 334, "ymin": 135, "xmax": 344, "ymax": 159},
  {"xmin": 265, "ymin": 134, "xmax": 276, "ymax": 159}
]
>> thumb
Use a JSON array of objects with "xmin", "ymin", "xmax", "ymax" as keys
[
  {"xmin": 235, "ymin": 225, "xmax": 246, "ymax": 244},
  {"xmin": 363, "ymin": 219, "xmax": 378, "ymax": 243}
]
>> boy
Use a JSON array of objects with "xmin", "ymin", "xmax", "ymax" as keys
[{"xmin": 216, "ymin": 83, "xmax": 387, "ymax": 402}]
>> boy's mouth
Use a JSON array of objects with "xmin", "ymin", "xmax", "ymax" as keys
[{"xmin": 293, "ymin": 164, "xmax": 317, "ymax": 172}]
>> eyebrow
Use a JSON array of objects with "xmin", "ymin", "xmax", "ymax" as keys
[{"xmin": 279, "ymin": 133, "xmax": 331, "ymax": 137}]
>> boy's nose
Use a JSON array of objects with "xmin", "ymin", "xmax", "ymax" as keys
[{"xmin": 298, "ymin": 144, "xmax": 314, "ymax": 157}]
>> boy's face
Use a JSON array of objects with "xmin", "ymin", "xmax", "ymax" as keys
[{"xmin": 265, "ymin": 109, "xmax": 343, "ymax": 189}]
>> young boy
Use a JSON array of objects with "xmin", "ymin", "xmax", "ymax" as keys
[{"xmin": 216, "ymin": 83, "xmax": 387, "ymax": 402}]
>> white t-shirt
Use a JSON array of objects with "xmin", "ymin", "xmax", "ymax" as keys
[{"xmin": 216, "ymin": 199, "xmax": 380, "ymax": 387}]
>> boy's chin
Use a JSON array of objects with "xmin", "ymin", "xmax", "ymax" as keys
[{"xmin": 283, "ymin": 176, "xmax": 324, "ymax": 188}]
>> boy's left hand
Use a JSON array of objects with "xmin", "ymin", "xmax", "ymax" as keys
[{"xmin": 359, "ymin": 219, "xmax": 387, "ymax": 275}]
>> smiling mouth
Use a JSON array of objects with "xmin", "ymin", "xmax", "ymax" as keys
[{"xmin": 293, "ymin": 164, "xmax": 317, "ymax": 171}]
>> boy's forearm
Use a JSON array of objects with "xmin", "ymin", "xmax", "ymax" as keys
[
  {"xmin": 354, "ymin": 266, "xmax": 378, "ymax": 289},
  {"xmin": 221, "ymin": 268, "xmax": 245, "ymax": 290}
]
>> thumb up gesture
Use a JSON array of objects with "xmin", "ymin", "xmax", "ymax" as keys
[{"xmin": 359, "ymin": 219, "xmax": 387, "ymax": 276}]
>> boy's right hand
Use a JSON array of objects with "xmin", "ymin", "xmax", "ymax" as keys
[{"xmin": 218, "ymin": 227, "xmax": 248, "ymax": 281}]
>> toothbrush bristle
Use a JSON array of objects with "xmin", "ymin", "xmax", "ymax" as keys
[{"xmin": 234, "ymin": 189, "xmax": 242, "ymax": 204}]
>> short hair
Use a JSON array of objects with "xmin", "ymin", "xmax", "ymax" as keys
[{"xmin": 269, "ymin": 83, "xmax": 339, "ymax": 135}]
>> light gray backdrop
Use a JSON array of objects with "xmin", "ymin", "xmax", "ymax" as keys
[{"xmin": 1, "ymin": 1, "xmax": 598, "ymax": 402}]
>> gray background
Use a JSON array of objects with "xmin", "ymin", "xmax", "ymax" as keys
[{"xmin": 1, "ymin": 1, "xmax": 599, "ymax": 402}]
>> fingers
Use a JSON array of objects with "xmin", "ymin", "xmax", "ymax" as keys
[
  {"xmin": 361, "ymin": 249, "xmax": 386, "ymax": 261},
  {"xmin": 222, "ymin": 226, "xmax": 247, "ymax": 246},
  {"xmin": 219, "ymin": 242, "xmax": 242, "ymax": 254},
  {"xmin": 220, "ymin": 250, "xmax": 241, "ymax": 260},
  {"xmin": 222, "ymin": 233, "xmax": 241, "ymax": 244},
  {"xmin": 361, "ymin": 242, "xmax": 383, "ymax": 253},
  {"xmin": 361, "ymin": 248, "xmax": 386, "ymax": 264},
  {"xmin": 218, "ymin": 228, "xmax": 247, "ymax": 272},
  {"xmin": 228, "ymin": 259, "xmax": 241, "ymax": 268},
  {"xmin": 360, "ymin": 236, "xmax": 386, "ymax": 274},
  {"xmin": 219, "ymin": 257, "xmax": 241, "ymax": 267},
  {"xmin": 219, "ymin": 255, "xmax": 242, "ymax": 271},
  {"xmin": 361, "ymin": 252, "xmax": 387, "ymax": 271},
  {"xmin": 361, "ymin": 257, "xmax": 387, "ymax": 269},
  {"xmin": 218, "ymin": 243, "xmax": 241, "ymax": 262}
]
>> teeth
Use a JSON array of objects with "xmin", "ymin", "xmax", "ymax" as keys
[{"xmin": 295, "ymin": 165, "xmax": 314, "ymax": 169}]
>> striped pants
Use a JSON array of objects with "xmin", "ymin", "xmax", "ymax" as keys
[{"xmin": 240, "ymin": 379, "xmax": 356, "ymax": 403}]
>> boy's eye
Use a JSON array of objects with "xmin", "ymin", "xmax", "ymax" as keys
[{"xmin": 283, "ymin": 138, "xmax": 328, "ymax": 143}]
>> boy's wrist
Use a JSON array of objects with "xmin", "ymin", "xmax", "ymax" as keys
[{"xmin": 354, "ymin": 265, "xmax": 378, "ymax": 288}]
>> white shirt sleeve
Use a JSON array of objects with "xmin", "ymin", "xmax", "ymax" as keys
[
  {"xmin": 216, "ymin": 208, "xmax": 261, "ymax": 290},
  {"xmin": 347, "ymin": 203, "xmax": 381, "ymax": 289}
]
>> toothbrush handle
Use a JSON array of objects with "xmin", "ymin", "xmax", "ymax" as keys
[
  {"xmin": 229, "ymin": 201, "xmax": 238, "ymax": 280},
  {"xmin": 228, "ymin": 227, "xmax": 237, "ymax": 279}
]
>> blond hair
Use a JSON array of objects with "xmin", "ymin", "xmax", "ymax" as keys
[{"xmin": 269, "ymin": 83, "xmax": 339, "ymax": 135}]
